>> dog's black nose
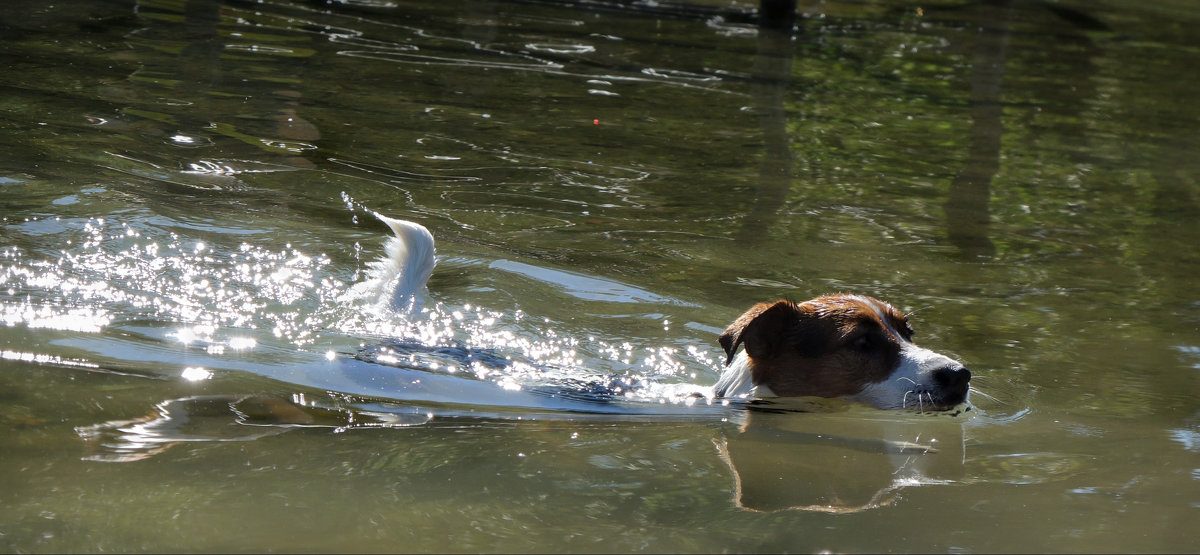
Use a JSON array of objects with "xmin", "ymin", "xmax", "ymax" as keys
[{"xmin": 932, "ymin": 365, "xmax": 971, "ymax": 394}]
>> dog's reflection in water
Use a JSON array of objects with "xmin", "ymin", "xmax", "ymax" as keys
[
  {"xmin": 78, "ymin": 394, "xmax": 968, "ymax": 515},
  {"xmin": 717, "ymin": 400, "xmax": 967, "ymax": 514}
]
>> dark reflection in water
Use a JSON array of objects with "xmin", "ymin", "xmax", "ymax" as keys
[
  {"xmin": 737, "ymin": 0, "xmax": 797, "ymax": 243},
  {"xmin": 943, "ymin": 0, "xmax": 1012, "ymax": 259},
  {"xmin": 718, "ymin": 408, "xmax": 964, "ymax": 514}
]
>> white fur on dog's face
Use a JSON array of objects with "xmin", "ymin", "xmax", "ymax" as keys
[
  {"xmin": 714, "ymin": 295, "xmax": 970, "ymax": 411},
  {"xmin": 849, "ymin": 342, "xmax": 969, "ymax": 410}
]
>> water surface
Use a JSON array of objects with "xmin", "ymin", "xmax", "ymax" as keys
[{"xmin": 2, "ymin": 0, "xmax": 1199, "ymax": 552}]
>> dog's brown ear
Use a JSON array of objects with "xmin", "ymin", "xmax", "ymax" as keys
[{"xmin": 719, "ymin": 300, "xmax": 801, "ymax": 366}]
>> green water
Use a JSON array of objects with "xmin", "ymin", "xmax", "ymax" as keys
[{"xmin": 2, "ymin": 0, "xmax": 1199, "ymax": 552}]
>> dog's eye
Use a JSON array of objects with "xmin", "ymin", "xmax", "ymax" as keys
[{"xmin": 851, "ymin": 333, "xmax": 874, "ymax": 352}]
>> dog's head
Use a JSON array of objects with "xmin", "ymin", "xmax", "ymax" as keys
[{"xmin": 719, "ymin": 295, "xmax": 970, "ymax": 410}]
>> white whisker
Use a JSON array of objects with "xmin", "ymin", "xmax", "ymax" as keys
[{"xmin": 968, "ymin": 387, "xmax": 1003, "ymax": 404}]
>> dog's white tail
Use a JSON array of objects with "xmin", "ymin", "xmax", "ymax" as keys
[{"xmin": 346, "ymin": 213, "xmax": 436, "ymax": 313}]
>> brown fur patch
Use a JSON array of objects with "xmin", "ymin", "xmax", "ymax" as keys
[{"xmin": 720, "ymin": 295, "xmax": 911, "ymax": 397}]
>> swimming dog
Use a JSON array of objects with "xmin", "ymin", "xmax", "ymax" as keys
[
  {"xmin": 365, "ymin": 213, "xmax": 969, "ymax": 411},
  {"xmin": 714, "ymin": 296, "xmax": 970, "ymax": 410}
]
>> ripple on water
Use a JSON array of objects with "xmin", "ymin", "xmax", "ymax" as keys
[{"xmin": 524, "ymin": 43, "xmax": 596, "ymax": 55}]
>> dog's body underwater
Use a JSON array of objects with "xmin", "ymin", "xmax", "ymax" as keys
[{"xmin": 360, "ymin": 213, "xmax": 970, "ymax": 411}]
